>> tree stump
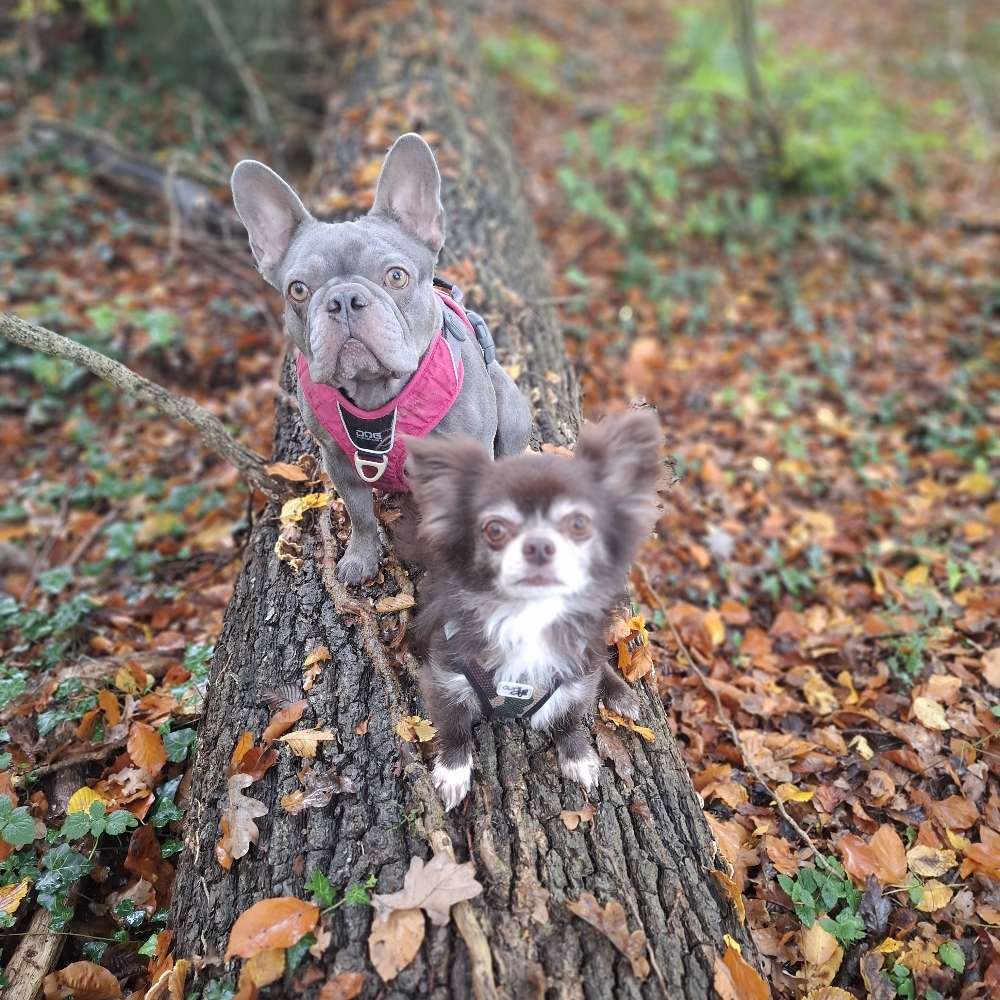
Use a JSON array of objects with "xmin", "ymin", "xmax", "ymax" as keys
[{"xmin": 171, "ymin": 4, "xmax": 759, "ymax": 998}]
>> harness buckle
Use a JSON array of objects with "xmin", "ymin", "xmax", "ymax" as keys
[{"xmin": 354, "ymin": 451, "xmax": 389, "ymax": 483}]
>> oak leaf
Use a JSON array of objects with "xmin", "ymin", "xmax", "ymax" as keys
[
  {"xmin": 219, "ymin": 773, "xmax": 268, "ymax": 865},
  {"xmin": 566, "ymin": 892, "xmax": 650, "ymax": 979},
  {"xmin": 372, "ymin": 853, "xmax": 483, "ymax": 926},
  {"xmin": 225, "ymin": 896, "xmax": 319, "ymax": 959},
  {"xmin": 262, "ymin": 700, "xmax": 307, "ymax": 743},
  {"xmin": 368, "ymin": 907, "xmax": 424, "ymax": 982}
]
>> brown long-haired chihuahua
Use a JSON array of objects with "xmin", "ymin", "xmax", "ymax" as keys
[{"xmin": 405, "ymin": 409, "xmax": 662, "ymax": 810}]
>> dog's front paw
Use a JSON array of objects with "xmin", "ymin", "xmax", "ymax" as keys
[
  {"xmin": 432, "ymin": 758, "xmax": 472, "ymax": 811},
  {"xmin": 335, "ymin": 542, "xmax": 380, "ymax": 585},
  {"xmin": 560, "ymin": 749, "xmax": 601, "ymax": 792},
  {"xmin": 602, "ymin": 687, "xmax": 642, "ymax": 722}
]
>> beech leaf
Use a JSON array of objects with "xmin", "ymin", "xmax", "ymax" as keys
[
  {"xmin": 278, "ymin": 728, "xmax": 337, "ymax": 758},
  {"xmin": 225, "ymin": 896, "xmax": 319, "ymax": 959},
  {"xmin": 42, "ymin": 961, "xmax": 123, "ymax": 1000},
  {"xmin": 127, "ymin": 722, "xmax": 167, "ymax": 779},
  {"xmin": 262, "ymin": 700, "xmax": 307, "ymax": 743},
  {"xmin": 713, "ymin": 943, "xmax": 769, "ymax": 1000},
  {"xmin": 368, "ymin": 907, "xmax": 425, "ymax": 982}
]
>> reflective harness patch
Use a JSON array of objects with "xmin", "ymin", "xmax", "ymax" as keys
[{"xmin": 444, "ymin": 621, "xmax": 562, "ymax": 720}]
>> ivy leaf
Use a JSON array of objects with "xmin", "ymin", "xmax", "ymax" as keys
[
  {"xmin": 285, "ymin": 932, "xmax": 316, "ymax": 972},
  {"xmin": 104, "ymin": 810, "xmax": 138, "ymax": 837},
  {"xmin": 150, "ymin": 776, "xmax": 183, "ymax": 828},
  {"xmin": 36, "ymin": 843, "xmax": 92, "ymax": 895},
  {"xmin": 137, "ymin": 932, "xmax": 159, "ymax": 957},
  {"xmin": 163, "ymin": 727, "xmax": 197, "ymax": 763},
  {"xmin": 305, "ymin": 870, "xmax": 336, "ymax": 908},
  {"xmin": 938, "ymin": 941, "xmax": 965, "ymax": 973}
]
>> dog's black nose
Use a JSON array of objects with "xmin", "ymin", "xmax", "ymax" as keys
[
  {"xmin": 327, "ymin": 290, "xmax": 369, "ymax": 315},
  {"xmin": 522, "ymin": 536, "xmax": 556, "ymax": 566}
]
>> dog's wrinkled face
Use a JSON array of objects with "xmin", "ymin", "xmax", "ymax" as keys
[
  {"xmin": 406, "ymin": 410, "xmax": 663, "ymax": 604},
  {"xmin": 231, "ymin": 135, "xmax": 445, "ymax": 405}
]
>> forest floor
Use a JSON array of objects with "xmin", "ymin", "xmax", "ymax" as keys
[{"xmin": 1, "ymin": 1, "xmax": 998, "ymax": 998}]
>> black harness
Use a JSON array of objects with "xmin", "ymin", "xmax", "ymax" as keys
[{"xmin": 442, "ymin": 621, "xmax": 563, "ymax": 721}]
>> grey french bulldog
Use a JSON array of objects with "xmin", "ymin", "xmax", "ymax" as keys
[{"xmin": 231, "ymin": 134, "xmax": 532, "ymax": 583}]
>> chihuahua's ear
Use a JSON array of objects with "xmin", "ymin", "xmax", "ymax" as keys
[
  {"xmin": 405, "ymin": 435, "xmax": 490, "ymax": 549},
  {"xmin": 370, "ymin": 133, "xmax": 446, "ymax": 255},
  {"xmin": 575, "ymin": 409, "xmax": 663, "ymax": 532},
  {"xmin": 231, "ymin": 160, "xmax": 313, "ymax": 287}
]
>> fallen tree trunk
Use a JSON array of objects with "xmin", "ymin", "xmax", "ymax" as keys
[{"xmin": 172, "ymin": 3, "xmax": 760, "ymax": 998}]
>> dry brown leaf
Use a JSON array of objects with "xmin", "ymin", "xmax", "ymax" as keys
[
  {"xmin": 915, "ymin": 879, "xmax": 953, "ymax": 912},
  {"xmin": 225, "ymin": 896, "xmax": 319, "ymax": 959},
  {"xmin": 375, "ymin": 593, "xmax": 415, "ymax": 614},
  {"xmin": 804, "ymin": 990, "xmax": 856, "ymax": 1000},
  {"xmin": 906, "ymin": 844, "xmax": 957, "ymax": 878},
  {"xmin": 143, "ymin": 957, "xmax": 190, "ymax": 1000},
  {"xmin": 219, "ymin": 773, "xmax": 268, "ymax": 865},
  {"xmin": 262, "ymin": 700, "xmax": 307, "ymax": 743},
  {"xmin": 265, "ymin": 461, "xmax": 309, "ymax": 482},
  {"xmin": 710, "ymin": 870, "xmax": 746, "ymax": 924},
  {"xmin": 869, "ymin": 824, "xmax": 907, "ymax": 885},
  {"xmin": 303, "ymin": 646, "xmax": 331, "ymax": 690},
  {"xmin": 395, "ymin": 715, "xmax": 437, "ymax": 743},
  {"xmin": 566, "ymin": 892, "xmax": 650, "ymax": 979},
  {"xmin": 231, "ymin": 731, "xmax": 253, "ymax": 770},
  {"xmin": 983, "ymin": 648, "xmax": 1000, "ymax": 686},
  {"xmin": 242, "ymin": 947, "xmax": 285, "ymax": 987},
  {"xmin": 598, "ymin": 705, "xmax": 655, "ymax": 742},
  {"xmin": 912, "ymin": 696, "xmax": 949, "ymax": 731},
  {"xmin": 98, "ymin": 689, "xmax": 121, "ymax": 726},
  {"xmin": 127, "ymin": 722, "xmax": 166, "ymax": 779},
  {"xmin": 560, "ymin": 803, "xmax": 598, "ymax": 830},
  {"xmin": 0, "ymin": 878, "xmax": 30, "ymax": 916},
  {"xmin": 236, "ymin": 746, "xmax": 279, "ymax": 783},
  {"xmin": 43, "ymin": 961, "xmax": 123, "ymax": 1000},
  {"xmin": 278, "ymin": 728, "xmax": 337, "ymax": 758},
  {"xmin": 319, "ymin": 971, "xmax": 365, "ymax": 1000},
  {"xmin": 368, "ymin": 907, "xmax": 424, "ymax": 982},
  {"xmin": 372, "ymin": 853, "xmax": 483, "ymax": 926},
  {"xmin": 280, "ymin": 767, "xmax": 358, "ymax": 814},
  {"xmin": 801, "ymin": 922, "xmax": 843, "ymax": 989},
  {"xmin": 713, "ymin": 944, "xmax": 770, "ymax": 1000}
]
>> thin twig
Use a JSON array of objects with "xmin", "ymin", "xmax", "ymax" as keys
[
  {"xmin": 0, "ymin": 313, "xmax": 290, "ymax": 503},
  {"xmin": 635, "ymin": 563, "xmax": 839, "ymax": 877},
  {"xmin": 194, "ymin": 0, "xmax": 284, "ymax": 169}
]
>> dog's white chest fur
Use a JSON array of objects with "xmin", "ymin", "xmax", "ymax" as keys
[{"xmin": 485, "ymin": 596, "xmax": 570, "ymax": 688}]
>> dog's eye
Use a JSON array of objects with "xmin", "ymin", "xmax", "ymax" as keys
[
  {"xmin": 287, "ymin": 280, "xmax": 310, "ymax": 302},
  {"xmin": 385, "ymin": 267, "xmax": 409, "ymax": 290},
  {"xmin": 482, "ymin": 519, "xmax": 510, "ymax": 548},
  {"xmin": 561, "ymin": 512, "xmax": 593, "ymax": 540}
]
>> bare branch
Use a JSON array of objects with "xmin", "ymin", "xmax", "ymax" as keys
[{"xmin": 0, "ymin": 312, "xmax": 290, "ymax": 503}]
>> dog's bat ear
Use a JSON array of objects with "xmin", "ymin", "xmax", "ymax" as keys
[
  {"xmin": 405, "ymin": 435, "xmax": 489, "ymax": 548},
  {"xmin": 231, "ymin": 160, "xmax": 313, "ymax": 287},
  {"xmin": 575, "ymin": 408, "xmax": 663, "ymax": 533},
  {"xmin": 370, "ymin": 133, "xmax": 446, "ymax": 256}
]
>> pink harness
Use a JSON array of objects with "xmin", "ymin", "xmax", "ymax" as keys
[{"xmin": 296, "ymin": 290, "xmax": 472, "ymax": 493}]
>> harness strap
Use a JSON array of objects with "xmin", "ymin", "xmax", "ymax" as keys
[{"xmin": 458, "ymin": 658, "xmax": 562, "ymax": 721}]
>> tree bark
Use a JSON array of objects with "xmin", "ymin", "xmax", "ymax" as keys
[{"xmin": 171, "ymin": 3, "xmax": 759, "ymax": 998}]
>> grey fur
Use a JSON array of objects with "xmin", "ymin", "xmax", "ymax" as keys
[{"xmin": 232, "ymin": 133, "xmax": 532, "ymax": 583}]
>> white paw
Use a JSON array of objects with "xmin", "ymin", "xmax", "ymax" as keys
[
  {"xmin": 432, "ymin": 758, "xmax": 472, "ymax": 811},
  {"xmin": 560, "ymin": 750, "xmax": 601, "ymax": 791}
]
